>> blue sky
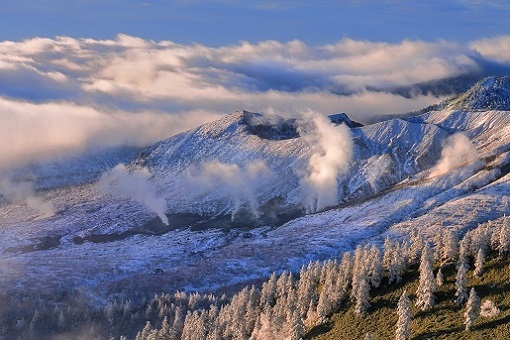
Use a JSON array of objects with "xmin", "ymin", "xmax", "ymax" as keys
[{"xmin": 1, "ymin": 0, "xmax": 510, "ymax": 45}]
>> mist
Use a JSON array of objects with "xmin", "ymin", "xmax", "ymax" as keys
[
  {"xmin": 298, "ymin": 112, "xmax": 353, "ymax": 213},
  {"xmin": 0, "ymin": 99, "xmax": 223, "ymax": 170},
  {"xmin": 429, "ymin": 133, "xmax": 479, "ymax": 177},
  {"xmin": 189, "ymin": 160, "xmax": 271, "ymax": 219},
  {"xmin": 0, "ymin": 177, "xmax": 55, "ymax": 218},
  {"xmin": 99, "ymin": 164, "xmax": 168, "ymax": 225}
]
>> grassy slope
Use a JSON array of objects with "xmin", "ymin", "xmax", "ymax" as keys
[{"xmin": 307, "ymin": 256, "xmax": 510, "ymax": 340}]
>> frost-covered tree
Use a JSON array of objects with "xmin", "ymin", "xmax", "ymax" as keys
[
  {"xmin": 441, "ymin": 229, "xmax": 459, "ymax": 266},
  {"xmin": 181, "ymin": 310, "xmax": 207, "ymax": 340},
  {"xmin": 351, "ymin": 245, "xmax": 368, "ymax": 301},
  {"xmin": 329, "ymin": 251, "xmax": 351, "ymax": 307},
  {"xmin": 354, "ymin": 271, "xmax": 371, "ymax": 315},
  {"xmin": 251, "ymin": 308, "xmax": 275, "ymax": 340},
  {"xmin": 135, "ymin": 321, "xmax": 152, "ymax": 340},
  {"xmin": 458, "ymin": 236, "xmax": 470, "ymax": 263},
  {"xmin": 464, "ymin": 288, "xmax": 480, "ymax": 331},
  {"xmin": 158, "ymin": 316, "xmax": 171, "ymax": 339},
  {"xmin": 316, "ymin": 268, "xmax": 335, "ymax": 321},
  {"xmin": 415, "ymin": 244, "xmax": 436, "ymax": 311},
  {"xmin": 480, "ymin": 299, "xmax": 500, "ymax": 318},
  {"xmin": 436, "ymin": 268, "xmax": 444, "ymax": 287},
  {"xmin": 288, "ymin": 309, "xmax": 305, "ymax": 340},
  {"xmin": 171, "ymin": 306, "xmax": 185, "ymax": 339},
  {"xmin": 468, "ymin": 224, "xmax": 491, "ymax": 255},
  {"xmin": 455, "ymin": 255, "xmax": 469, "ymax": 305},
  {"xmin": 369, "ymin": 244, "xmax": 383, "ymax": 288},
  {"xmin": 490, "ymin": 222, "xmax": 501, "ymax": 252},
  {"xmin": 498, "ymin": 220, "xmax": 510, "ymax": 257},
  {"xmin": 474, "ymin": 248, "xmax": 485, "ymax": 277},
  {"xmin": 260, "ymin": 272, "xmax": 278, "ymax": 308},
  {"xmin": 338, "ymin": 251, "xmax": 353, "ymax": 292},
  {"xmin": 408, "ymin": 229, "xmax": 425, "ymax": 265},
  {"xmin": 388, "ymin": 242, "xmax": 406, "ymax": 285},
  {"xmin": 395, "ymin": 290, "xmax": 412, "ymax": 340},
  {"xmin": 383, "ymin": 236, "xmax": 394, "ymax": 271}
]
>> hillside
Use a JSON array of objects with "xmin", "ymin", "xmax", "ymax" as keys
[{"xmin": 310, "ymin": 251, "xmax": 510, "ymax": 340}]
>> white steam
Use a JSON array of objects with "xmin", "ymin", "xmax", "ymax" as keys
[
  {"xmin": 0, "ymin": 178, "xmax": 55, "ymax": 218},
  {"xmin": 429, "ymin": 133, "xmax": 479, "ymax": 177},
  {"xmin": 299, "ymin": 113, "xmax": 353, "ymax": 213},
  {"xmin": 99, "ymin": 164, "xmax": 168, "ymax": 225},
  {"xmin": 365, "ymin": 154, "xmax": 392, "ymax": 191},
  {"xmin": 190, "ymin": 160, "xmax": 270, "ymax": 219}
]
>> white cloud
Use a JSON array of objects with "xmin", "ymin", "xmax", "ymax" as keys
[
  {"xmin": 0, "ymin": 98, "xmax": 222, "ymax": 169},
  {"xmin": 470, "ymin": 36, "xmax": 510, "ymax": 63},
  {"xmin": 0, "ymin": 34, "xmax": 509, "ymax": 170}
]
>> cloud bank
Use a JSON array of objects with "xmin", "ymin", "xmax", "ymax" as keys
[{"xmin": 1, "ymin": 35, "xmax": 510, "ymax": 170}]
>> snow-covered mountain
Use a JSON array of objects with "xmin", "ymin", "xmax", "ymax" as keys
[
  {"xmin": 444, "ymin": 76, "xmax": 510, "ymax": 111},
  {"xmin": 1, "ymin": 76, "xmax": 510, "ymax": 301}
]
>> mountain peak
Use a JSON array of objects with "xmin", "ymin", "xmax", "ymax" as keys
[
  {"xmin": 445, "ymin": 76, "xmax": 510, "ymax": 111},
  {"xmin": 328, "ymin": 113, "xmax": 364, "ymax": 128}
]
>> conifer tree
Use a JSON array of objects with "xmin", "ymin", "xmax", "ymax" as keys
[
  {"xmin": 455, "ymin": 259, "xmax": 469, "ymax": 304},
  {"xmin": 383, "ymin": 236, "xmax": 394, "ymax": 271},
  {"xmin": 260, "ymin": 272, "xmax": 278, "ymax": 307},
  {"xmin": 316, "ymin": 269, "xmax": 335, "ymax": 321},
  {"xmin": 297, "ymin": 264, "xmax": 316, "ymax": 319},
  {"xmin": 499, "ymin": 217, "xmax": 510, "ymax": 257},
  {"xmin": 135, "ymin": 321, "xmax": 152, "ymax": 340},
  {"xmin": 388, "ymin": 242, "xmax": 404, "ymax": 284},
  {"xmin": 338, "ymin": 251, "xmax": 353, "ymax": 291},
  {"xmin": 351, "ymin": 245, "xmax": 367, "ymax": 301},
  {"xmin": 409, "ymin": 229, "xmax": 424, "ymax": 265},
  {"xmin": 206, "ymin": 305, "xmax": 222, "ymax": 340},
  {"xmin": 57, "ymin": 310, "xmax": 66, "ymax": 331},
  {"xmin": 354, "ymin": 271, "xmax": 371, "ymax": 315},
  {"xmin": 395, "ymin": 290, "xmax": 412, "ymax": 340},
  {"xmin": 441, "ymin": 229, "xmax": 459, "ymax": 266},
  {"xmin": 415, "ymin": 244, "xmax": 436, "ymax": 311},
  {"xmin": 369, "ymin": 244, "xmax": 383, "ymax": 288},
  {"xmin": 464, "ymin": 288, "xmax": 480, "ymax": 331},
  {"xmin": 474, "ymin": 248, "xmax": 485, "ymax": 277},
  {"xmin": 288, "ymin": 309, "xmax": 305, "ymax": 340},
  {"xmin": 436, "ymin": 268, "xmax": 444, "ymax": 287},
  {"xmin": 158, "ymin": 316, "xmax": 171, "ymax": 339}
]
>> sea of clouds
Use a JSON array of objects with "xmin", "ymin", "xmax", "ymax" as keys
[{"xmin": 0, "ymin": 34, "xmax": 510, "ymax": 169}]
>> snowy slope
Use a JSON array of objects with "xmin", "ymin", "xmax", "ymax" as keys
[
  {"xmin": 135, "ymin": 110, "xmax": 448, "ymax": 217},
  {"xmin": 2, "ymin": 76, "xmax": 510, "ymax": 300}
]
